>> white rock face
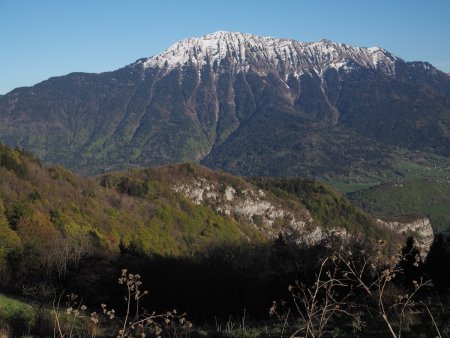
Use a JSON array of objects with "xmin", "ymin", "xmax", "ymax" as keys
[
  {"xmin": 172, "ymin": 177, "xmax": 434, "ymax": 254},
  {"xmin": 377, "ymin": 217, "xmax": 434, "ymax": 258},
  {"xmin": 172, "ymin": 178, "xmax": 357, "ymax": 246},
  {"xmin": 172, "ymin": 178, "xmax": 218, "ymax": 204},
  {"xmin": 172, "ymin": 179, "xmax": 315, "ymax": 238},
  {"xmin": 224, "ymin": 186, "xmax": 235, "ymax": 201},
  {"xmin": 298, "ymin": 226, "xmax": 351, "ymax": 246},
  {"xmin": 140, "ymin": 31, "xmax": 398, "ymax": 78}
]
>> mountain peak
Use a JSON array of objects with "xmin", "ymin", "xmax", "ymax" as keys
[{"xmin": 140, "ymin": 31, "xmax": 398, "ymax": 77}]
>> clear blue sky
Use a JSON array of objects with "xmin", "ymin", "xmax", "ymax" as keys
[{"xmin": 1, "ymin": 0, "xmax": 449, "ymax": 94}]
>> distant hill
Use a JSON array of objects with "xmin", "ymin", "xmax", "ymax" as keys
[{"xmin": 0, "ymin": 32, "xmax": 449, "ymax": 177}]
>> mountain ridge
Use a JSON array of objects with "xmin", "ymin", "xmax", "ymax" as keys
[
  {"xmin": 136, "ymin": 31, "xmax": 398, "ymax": 78},
  {"xmin": 0, "ymin": 31, "xmax": 449, "ymax": 177}
]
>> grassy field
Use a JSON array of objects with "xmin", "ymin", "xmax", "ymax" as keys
[
  {"xmin": 0, "ymin": 293, "xmax": 35, "ymax": 335},
  {"xmin": 323, "ymin": 154, "xmax": 450, "ymax": 232},
  {"xmin": 424, "ymin": 203, "xmax": 450, "ymax": 215},
  {"xmin": 0, "ymin": 293, "xmax": 34, "ymax": 318},
  {"xmin": 397, "ymin": 159, "xmax": 450, "ymax": 180},
  {"xmin": 326, "ymin": 156, "xmax": 450, "ymax": 194},
  {"xmin": 323, "ymin": 178, "xmax": 380, "ymax": 194}
]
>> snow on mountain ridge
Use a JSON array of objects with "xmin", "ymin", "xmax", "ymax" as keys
[{"xmin": 141, "ymin": 31, "xmax": 399, "ymax": 77}]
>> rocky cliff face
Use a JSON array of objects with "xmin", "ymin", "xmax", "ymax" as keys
[
  {"xmin": 377, "ymin": 217, "xmax": 434, "ymax": 258},
  {"xmin": 172, "ymin": 177, "xmax": 314, "ymax": 239},
  {"xmin": 169, "ymin": 172, "xmax": 382, "ymax": 246},
  {"xmin": 168, "ymin": 166, "xmax": 435, "ymax": 254}
]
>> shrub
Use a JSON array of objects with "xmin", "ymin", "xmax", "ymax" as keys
[
  {"xmin": 0, "ymin": 147, "xmax": 27, "ymax": 177},
  {"xmin": 5, "ymin": 201, "xmax": 31, "ymax": 231}
]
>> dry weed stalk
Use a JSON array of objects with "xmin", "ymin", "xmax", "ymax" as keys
[
  {"xmin": 53, "ymin": 293, "xmax": 89, "ymax": 338},
  {"xmin": 53, "ymin": 269, "xmax": 192, "ymax": 338},
  {"xmin": 271, "ymin": 256, "xmax": 361, "ymax": 338},
  {"xmin": 271, "ymin": 242, "xmax": 442, "ymax": 338},
  {"xmin": 113, "ymin": 269, "xmax": 192, "ymax": 338},
  {"xmin": 333, "ymin": 243, "xmax": 439, "ymax": 338}
]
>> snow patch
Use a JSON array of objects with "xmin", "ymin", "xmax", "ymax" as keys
[{"xmin": 141, "ymin": 31, "xmax": 399, "ymax": 78}]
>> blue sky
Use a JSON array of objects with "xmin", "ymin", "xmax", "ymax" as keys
[{"xmin": 1, "ymin": 0, "xmax": 449, "ymax": 94}]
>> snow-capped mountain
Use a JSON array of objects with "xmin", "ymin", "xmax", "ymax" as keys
[
  {"xmin": 139, "ymin": 31, "xmax": 398, "ymax": 77},
  {"xmin": 0, "ymin": 32, "xmax": 449, "ymax": 177}
]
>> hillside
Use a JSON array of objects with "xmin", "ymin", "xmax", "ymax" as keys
[
  {"xmin": 0, "ymin": 143, "xmax": 442, "ymax": 337},
  {"xmin": 0, "ymin": 145, "xmax": 255, "ymax": 262},
  {"xmin": 1, "ymin": 142, "xmax": 431, "ymax": 285},
  {"xmin": 0, "ymin": 32, "xmax": 449, "ymax": 178}
]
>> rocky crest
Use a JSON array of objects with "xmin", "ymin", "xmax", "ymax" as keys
[
  {"xmin": 170, "ymin": 173, "xmax": 381, "ymax": 246},
  {"xmin": 139, "ymin": 31, "xmax": 398, "ymax": 78},
  {"xmin": 172, "ymin": 177, "xmax": 314, "ymax": 238},
  {"xmin": 173, "ymin": 174, "xmax": 436, "ymax": 256}
]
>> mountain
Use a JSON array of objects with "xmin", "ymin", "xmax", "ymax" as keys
[{"xmin": 0, "ymin": 31, "xmax": 449, "ymax": 177}]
